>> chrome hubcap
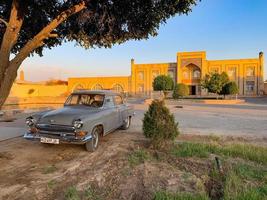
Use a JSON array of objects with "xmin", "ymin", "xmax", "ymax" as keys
[
  {"xmin": 92, "ymin": 130, "xmax": 99, "ymax": 148},
  {"xmin": 126, "ymin": 117, "xmax": 130, "ymax": 128}
]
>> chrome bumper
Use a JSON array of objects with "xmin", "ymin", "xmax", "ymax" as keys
[{"xmin": 23, "ymin": 132, "xmax": 92, "ymax": 145}]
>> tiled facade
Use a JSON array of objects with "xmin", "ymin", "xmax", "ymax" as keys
[{"xmin": 68, "ymin": 51, "xmax": 265, "ymax": 96}]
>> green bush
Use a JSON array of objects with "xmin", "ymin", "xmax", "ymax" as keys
[
  {"xmin": 201, "ymin": 72, "xmax": 229, "ymax": 95},
  {"xmin": 143, "ymin": 100, "xmax": 179, "ymax": 149},
  {"xmin": 173, "ymin": 83, "xmax": 189, "ymax": 99},
  {"xmin": 222, "ymin": 81, "xmax": 239, "ymax": 95},
  {"xmin": 153, "ymin": 75, "xmax": 174, "ymax": 97}
]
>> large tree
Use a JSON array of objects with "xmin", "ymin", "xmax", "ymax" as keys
[
  {"xmin": 201, "ymin": 72, "xmax": 230, "ymax": 98},
  {"xmin": 0, "ymin": 0, "xmax": 198, "ymax": 108}
]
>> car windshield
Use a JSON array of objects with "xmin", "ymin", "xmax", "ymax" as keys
[{"xmin": 65, "ymin": 94, "xmax": 104, "ymax": 107}]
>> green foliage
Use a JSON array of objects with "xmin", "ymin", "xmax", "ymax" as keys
[
  {"xmin": 221, "ymin": 81, "xmax": 239, "ymax": 95},
  {"xmin": 173, "ymin": 83, "xmax": 189, "ymax": 99},
  {"xmin": 201, "ymin": 72, "xmax": 229, "ymax": 95},
  {"xmin": 128, "ymin": 149, "xmax": 150, "ymax": 167},
  {"xmin": 65, "ymin": 186, "xmax": 80, "ymax": 200},
  {"xmin": 153, "ymin": 75, "xmax": 174, "ymax": 92},
  {"xmin": 0, "ymin": 0, "xmax": 199, "ymax": 56},
  {"xmin": 153, "ymin": 191, "xmax": 209, "ymax": 200},
  {"xmin": 143, "ymin": 100, "xmax": 179, "ymax": 149}
]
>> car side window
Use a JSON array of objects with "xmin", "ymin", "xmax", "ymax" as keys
[
  {"xmin": 105, "ymin": 96, "xmax": 115, "ymax": 107},
  {"xmin": 114, "ymin": 95, "xmax": 123, "ymax": 105}
]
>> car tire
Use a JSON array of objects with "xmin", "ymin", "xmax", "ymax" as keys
[
  {"xmin": 85, "ymin": 127, "xmax": 100, "ymax": 152},
  {"xmin": 121, "ymin": 116, "xmax": 131, "ymax": 130}
]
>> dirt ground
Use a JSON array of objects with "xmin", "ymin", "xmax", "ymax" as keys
[{"xmin": 1, "ymin": 129, "xmax": 267, "ymax": 200}]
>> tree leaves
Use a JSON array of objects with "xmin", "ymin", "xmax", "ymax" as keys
[{"xmin": 0, "ymin": 0, "xmax": 198, "ymax": 56}]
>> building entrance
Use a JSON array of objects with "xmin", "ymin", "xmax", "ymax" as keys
[{"xmin": 189, "ymin": 85, "xmax": 196, "ymax": 95}]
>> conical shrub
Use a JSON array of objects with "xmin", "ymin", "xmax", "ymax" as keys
[{"xmin": 143, "ymin": 100, "xmax": 179, "ymax": 149}]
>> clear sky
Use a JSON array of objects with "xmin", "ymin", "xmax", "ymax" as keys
[{"xmin": 21, "ymin": 0, "xmax": 267, "ymax": 81}]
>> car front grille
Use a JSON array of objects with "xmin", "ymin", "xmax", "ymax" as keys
[{"xmin": 36, "ymin": 124, "xmax": 75, "ymax": 133}]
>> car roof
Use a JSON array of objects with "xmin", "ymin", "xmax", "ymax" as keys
[{"xmin": 71, "ymin": 90, "xmax": 121, "ymax": 96}]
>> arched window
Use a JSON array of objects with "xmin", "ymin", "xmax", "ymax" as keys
[
  {"xmin": 72, "ymin": 84, "xmax": 84, "ymax": 92},
  {"xmin": 92, "ymin": 84, "xmax": 103, "ymax": 90},
  {"xmin": 112, "ymin": 84, "xmax": 124, "ymax": 93},
  {"xmin": 193, "ymin": 70, "xmax": 201, "ymax": 78}
]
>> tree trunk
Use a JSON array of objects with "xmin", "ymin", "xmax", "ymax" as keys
[
  {"xmin": 0, "ymin": 0, "xmax": 87, "ymax": 110},
  {"xmin": 0, "ymin": 63, "xmax": 19, "ymax": 109}
]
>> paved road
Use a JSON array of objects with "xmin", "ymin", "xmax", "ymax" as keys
[
  {"xmin": 130, "ymin": 101, "xmax": 267, "ymax": 137},
  {"xmin": 1, "ymin": 99, "xmax": 267, "ymax": 141},
  {"xmin": 0, "ymin": 116, "xmax": 26, "ymax": 141}
]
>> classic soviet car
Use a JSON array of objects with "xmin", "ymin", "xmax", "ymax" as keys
[{"xmin": 24, "ymin": 90, "xmax": 134, "ymax": 151}]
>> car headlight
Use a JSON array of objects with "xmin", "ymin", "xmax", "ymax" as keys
[
  {"xmin": 73, "ymin": 119, "xmax": 83, "ymax": 129},
  {"xmin": 26, "ymin": 117, "xmax": 36, "ymax": 127}
]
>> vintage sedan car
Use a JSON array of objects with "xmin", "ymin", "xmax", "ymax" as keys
[{"xmin": 24, "ymin": 90, "xmax": 134, "ymax": 152}]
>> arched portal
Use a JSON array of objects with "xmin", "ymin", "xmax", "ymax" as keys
[{"xmin": 182, "ymin": 63, "xmax": 201, "ymax": 95}]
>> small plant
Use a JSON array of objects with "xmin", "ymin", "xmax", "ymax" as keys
[
  {"xmin": 84, "ymin": 185, "xmax": 101, "ymax": 200},
  {"xmin": 128, "ymin": 149, "xmax": 150, "ymax": 167},
  {"xmin": 173, "ymin": 83, "xmax": 189, "ymax": 99},
  {"xmin": 43, "ymin": 165, "xmax": 57, "ymax": 174},
  {"xmin": 143, "ymin": 100, "xmax": 179, "ymax": 149},
  {"xmin": 65, "ymin": 186, "xmax": 80, "ymax": 200},
  {"xmin": 47, "ymin": 180, "xmax": 56, "ymax": 189},
  {"xmin": 153, "ymin": 75, "xmax": 174, "ymax": 98}
]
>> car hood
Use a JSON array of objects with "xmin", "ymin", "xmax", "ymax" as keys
[{"xmin": 38, "ymin": 106, "xmax": 100, "ymax": 126}]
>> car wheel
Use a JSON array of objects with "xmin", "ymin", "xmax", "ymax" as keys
[
  {"xmin": 85, "ymin": 127, "xmax": 100, "ymax": 152},
  {"xmin": 121, "ymin": 116, "xmax": 131, "ymax": 130}
]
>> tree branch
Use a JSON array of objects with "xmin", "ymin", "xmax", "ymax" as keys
[
  {"xmin": 11, "ymin": 1, "xmax": 87, "ymax": 69},
  {"xmin": 0, "ymin": 18, "xmax": 8, "ymax": 26},
  {"xmin": 48, "ymin": 33, "xmax": 58, "ymax": 38}
]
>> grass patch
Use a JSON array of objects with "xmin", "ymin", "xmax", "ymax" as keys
[
  {"xmin": 84, "ymin": 185, "xmax": 102, "ymax": 200},
  {"xmin": 224, "ymin": 171, "xmax": 267, "ymax": 200},
  {"xmin": 232, "ymin": 162, "xmax": 267, "ymax": 181},
  {"xmin": 172, "ymin": 142, "xmax": 267, "ymax": 164},
  {"xmin": 65, "ymin": 186, "xmax": 80, "ymax": 200},
  {"xmin": 47, "ymin": 180, "xmax": 56, "ymax": 189},
  {"xmin": 219, "ymin": 144, "xmax": 267, "ymax": 165},
  {"xmin": 128, "ymin": 149, "xmax": 150, "ymax": 167},
  {"xmin": 153, "ymin": 191, "xmax": 209, "ymax": 200},
  {"xmin": 172, "ymin": 142, "xmax": 217, "ymax": 158},
  {"xmin": 42, "ymin": 165, "xmax": 57, "ymax": 174}
]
